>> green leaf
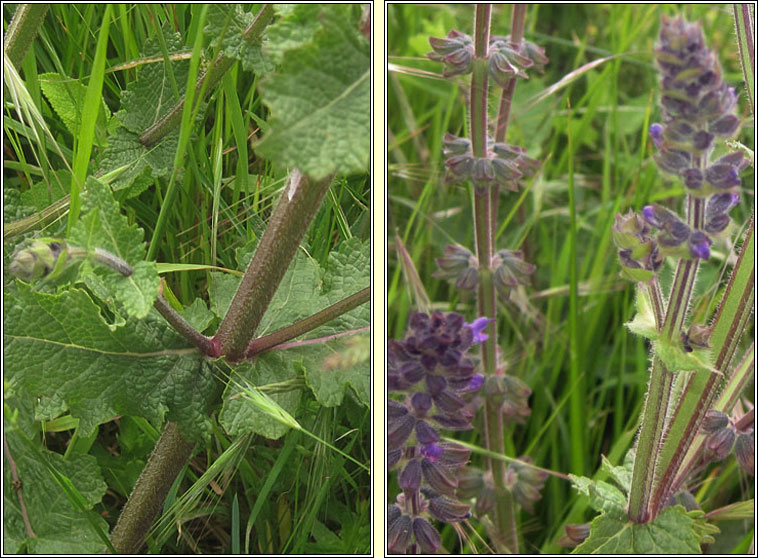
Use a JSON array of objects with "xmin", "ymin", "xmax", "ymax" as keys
[
  {"xmin": 69, "ymin": 177, "xmax": 160, "ymax": 319},
  {"xmin": 573, "ymin": 505, "xmax": 719, "ymax": 554},
  {"xmin": 208, "ymin": 271, "xmax": 242, "ymax": 320},
  {"xmin": 120, "ymin": 30, "xmax": 189, "ymax": 134},
  {"xmin": 219, "ymin": 354, "xmax": 302, "ymax": 439},
  {"xmin": 39, "ymin": 72, "xmax": 110, "ymax": 143},
  {"xmin": 99, "ymin": 29, "xmax": 189, "ymax": 189},
  {"xmin": 297, "ymin": 334, "xmax": 370, "ymax": 407},
  {"xmin": 19, "ymin": 169, "xmax": 69, "ymax": 210},
  {"xmin": 204, "ymin": 5, "xmax": 275, "ymax": 74},
  {"xmin": 654, "ymin": 338, "xmax": 715, "ymax": 374},
  {"xmin": 601, "ymin": 453, "xmax": 634, "ymax": 494},
  {"xmin": 3, "ymin": 428, "xmax": 109, "ymax": 554},
  {"xmin": 208, "ymin": 238, "xmax": 369, "ymax": 406},
  {"xmin": 265, "ymin": 4, "xmax": 323, "ymax": 64},
  {"xmin": 319, "ymin": 238, "xmax": 370, "ymax": 331},
  {"xmin": 569, "ymin": 474, "xmax": 626, "ymax": 514},
  {"xmin": 255, "ymin": 5, "xmax": 369, "ymax": 179},
  {"xmin": 98, "ymin": 125, "xmax": 158, "ymax": 194},
  {"xmin": 178, "ymin": 297, "xmax": 215, "ymax": 334},
  {"xmin": 4, "ymin": 282, "xmax": 217, "ymax": 442},
  {"xmin": 625, "ymin": 284, "xmax": 658, "ymax": 341},
  {"xmin": 215, "ymin": 238, "xmax": 369, "ymax": 434}
]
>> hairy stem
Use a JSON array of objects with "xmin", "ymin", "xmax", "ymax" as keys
[
  {"xmin": 468, "ymin": 4, "xmax": 519, "ymax": 553},
  {"xmin": 214, "ymin": 171, "xmax": 333, "ymax": 360},
  {"xmin": 246, "ymin": 287, "xmax": 369, "ymax": 358},
  {"xmin": 110, "ymin": 422, "xmax": 195, "ymax": 554},
  {"xmin": 650, "ymin": 217, "xmax": 755, "ymax": 515},
  {"xmin": 4, "ymin": 4, "xmax": 49, "ymax": 70},
  {"xmin": 627, "ymin": 357, "xmax": 674, "ymax": 523},
  {"xmin": 153, "ymin": 293, "xmax": 218, "ymax": 356}
]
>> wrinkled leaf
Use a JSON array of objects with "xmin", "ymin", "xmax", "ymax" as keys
[
  {"xmin": 255, "ymin": 5, "xmax": 370, "ymax": 179},
  {"xmin": 573, "ymin": 506, "xmax": 719, "ymax": 554},
  {"xmin": 69, "ymin": 177, "xmax": 160, "ymax": 319},
  {"xmin": 39, "ymin": 72, "xmax": 110, "ymax": 143},
  {"xmin": 4, "ymin": 282, "xmax": 217, "ymax": 441},
  {"xmin": 3, "ymin": 429, "xmax": 109, "ymax": 554},
  {"xmin": 204, "ymin": 5, "xmax": 274, "ymax": 74}
]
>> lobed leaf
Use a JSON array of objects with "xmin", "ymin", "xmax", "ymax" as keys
[
  {"xmin": 39, "ymin": 72, "xmax": 110, "ymax": 143},
  {"xmin": 204, "ymin": 5, "xmax": 275, "ymax": 74},
  {"xmin": 4, "ymin": 282, "xmax": 218, "ymax": 442},
  {"xmin": 573, "ymin": 506, "xmax": 719, "ymax": 554},
  {"xmin": 3, "ymin": 429, "xmax": 109, "ymax": 554},
  {"xmin": 69, "ymin": 177, "xmax": 160, "ymax": 319},
  {"xmin": 255, "ymin": 4, "xmax": 370, "ymax": 179}
]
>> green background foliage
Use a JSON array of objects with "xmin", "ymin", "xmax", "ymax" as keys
[
  {"xmin": 4, "ymin": 4, "xmax": 369, "ymax": 554},
  {"xmin": 388, "ymin": 3, "xmax": 753, "ymax": 554}
]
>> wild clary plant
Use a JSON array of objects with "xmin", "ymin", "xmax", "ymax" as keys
[
  {"xmin": 4, "ymin": 5, "xmax": 369, "ymax": 554},
  {"xmin": 388, "ymin": 5, "xmax": 548, "ymax": 554},
  {"xmin": 387, "ymin": 312, "xmax": 487, "ymax": 553},
  {"xmin": 567, "ymin": 15, "xmax": 754, "ymax": 554}
]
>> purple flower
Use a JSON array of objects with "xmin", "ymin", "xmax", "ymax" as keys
[
  {"xmin": 649, "ymin": 123, "xmax": 664, "ymax": 148},
  {"xmin": 649, "ymin": 16, "xmax": 744, "ymax": 199},
  {"xmin": 466, "ymin": 317, "xmax": 492, "ymax": 343}
]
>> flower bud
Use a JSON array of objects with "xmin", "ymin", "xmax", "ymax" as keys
[
  {"xmin": 415, "ymin": 420, "xmax": 440, "ymax": 445},
  {"xmin": 472, "ymin": 157, "xmax": 495, "ymax": 190},
  {"xmin": 706, "ymin": 426, "xmax": 736, "ymax": 459},
  {"xmin": 399, "ymin": 458, "xmax": 423, "ymax": 492},
  {"xmin": 387, "ymin": 506, "xmax": 412, "ymax": 554},
  {"xmin": 493, "ymin": 249, "xmax": 536, "ymax": 297},
  {"xmin": 445, "ymin": 154, "xmax": 474, "ymax": 182},
  {"xmin": 681, "ymin": 323, "xmax": 711, "ymax": 352},
  {"xmin": 682, "ymin": 168, "xmax": 704, "ymax": 191},
  {"xmin": 564, "ymin": 523, "xmax": 590, "ymax": 545},
  {"xmin": 428, "ymin": 494, "xmax": 471, "ymax": 522},
  {"xmin": 701, "ymin": 410, "xmax": 730, "ymax": 433},
  {"xmin": 388, "ymin": 412, "xmax": 415, "ymax": 451},
  {"xmin": 455, "ymin": 467, "xmax": 484, "ymax": 500},
  {"xmin": 520, "ymin": 39, "xmax": 549, "ymax": 73},
  {"xmin": 421, "ymin": 458, "xmax": 458, "ymax": 495},
  {"xmin": 735, "ymin": 432, "xmax": 754, "ymax": 476},
  {"xmin": 428, "ymin": 30, "xmax": 474, "ymax": 77},
  {"xmin": 442, "ymin": 133, "xmax": 471, "ymax": 157},
  {"xmin": 413, "ymin": 517, "xmax": 442, "ymax": 554},
  {"xmin": 505, "ymin": 457, "xmax": 547, "ymax": 514},
  {"xmin": 653, "ymin": 148, "xmax": 691, "ymax": 175},
  {"xmin": 9, "ymin": 240, "xmax": 64, "ymax": 282},
  {"xmin": 704, "ymin": 192, "xmax": 739, "ymax": 234},
  {"xmin": 437, "ymin": 441, "xmax": 471, "ymax": 470},
  {"xmin": 434, "ymin": 244, "xmax": 478, "ymax": 291}
]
